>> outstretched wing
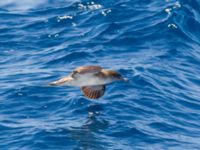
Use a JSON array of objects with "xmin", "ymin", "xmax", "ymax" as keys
[
  {"xmin": 76, "ymin": 66, "xmax": 102, "ymax": 74},
  {"xmin": 71, "ymin": 66, "xmax": 103, "ymax": 78},
  {"xmin": 81, "ymin": 85, "xmax": 106, "ymax": 99}
]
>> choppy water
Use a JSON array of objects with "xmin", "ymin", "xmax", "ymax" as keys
[{"xmin": 1, "ymin": 0, "xmax": 200, "ymax": 149}]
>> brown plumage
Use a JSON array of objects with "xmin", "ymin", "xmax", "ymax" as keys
[
  {"xmin": 74, "ymin": 66, "xmax": 102, "ymax": 74},
  {"xmin": 71, "ymin": 66, "xmax": 103, "ymax": 78},
  {"xmin": 81, "ymin": 85, "xmax": 105, "ymax": 99}
]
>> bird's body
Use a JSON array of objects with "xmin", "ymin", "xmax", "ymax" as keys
[
  {"xmin": 50, "ymin": 66, "xmax": 127, "ymax": 99},
  {"xmin": 59, "ymin": 73, "xmax": 108, "ymax": 87}
]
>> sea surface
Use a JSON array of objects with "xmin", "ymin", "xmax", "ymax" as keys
[{"xmin": 1, "ymin": 0, "xmax": 200, "ymax": 149}]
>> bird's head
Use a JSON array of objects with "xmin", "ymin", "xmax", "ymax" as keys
[{"xmin": 101, "ymin": 70, "xmax": 128, "ymax": 82}]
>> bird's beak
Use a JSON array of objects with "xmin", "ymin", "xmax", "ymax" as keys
[{"xmin": 49, "ymin": 76, "xmax": 73, "ymax": 86}]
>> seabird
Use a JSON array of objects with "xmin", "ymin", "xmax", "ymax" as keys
[{"xmin": 50, "ymin": 66, "xmax": 127, "ymax": 99}]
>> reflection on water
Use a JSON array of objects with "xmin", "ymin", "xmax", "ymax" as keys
[{"xmin": 70, "ymin": 104, "xmax": 109, "ymax": 150}]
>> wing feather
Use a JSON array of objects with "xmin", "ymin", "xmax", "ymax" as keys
[
  {"xmin": 81, "ymin": 85, "xmax": 105, "ymax": 99},
  {"xmin": 75, "ymin": 66, "xmax": 102, "ymax": 74}
]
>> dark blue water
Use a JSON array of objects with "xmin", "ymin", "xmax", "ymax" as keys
[{"xmin": 1, "ymin": 0, "xmax": 200, "ymax": 149}]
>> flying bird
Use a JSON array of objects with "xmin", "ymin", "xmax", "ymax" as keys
[{"xmin": 49, "ymin": 66, "xmax": 127, "ymax": 99}]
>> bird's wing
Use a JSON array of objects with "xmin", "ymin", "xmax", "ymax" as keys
[
  {"xmin": 75, "ymin": 66, "xmax": 102, "ymax": 74},
  {"xmin": 81, "ymin": 85, "xmax": 105, "ymax": 99},
  {"xmin": 71, "ymin": 66, "xmax": 103, "ymax": 78}
]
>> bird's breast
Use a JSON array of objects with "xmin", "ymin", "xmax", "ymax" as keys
[{"xmin": 70, "ymin": 75, "xmax": 113, "ymax": 87}]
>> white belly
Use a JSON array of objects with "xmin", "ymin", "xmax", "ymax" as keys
[{"xmin": 67, "ymin": 74, "xmax": 112, "ymax": 87}]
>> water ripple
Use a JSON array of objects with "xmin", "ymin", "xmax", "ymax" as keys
[{"xmin": 1, "ymin": 0, "xmax": 200, "ymax": 149}]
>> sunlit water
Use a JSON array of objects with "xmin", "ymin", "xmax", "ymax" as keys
[{"xmin": 1, "ymin": 0, "xmax": 200, "ymax": 149}]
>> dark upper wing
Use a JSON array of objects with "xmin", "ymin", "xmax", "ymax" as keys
[
  {"xmin": 71, "ymin": 66, "xmax": 103, "ymax": 78},
  {"xmin": 76, "ymin": 66, "xmax": 103, "ymax": 74},
  {"xmin": 81, "ymin": 85, "xmax": 105, "ymax": 99}
]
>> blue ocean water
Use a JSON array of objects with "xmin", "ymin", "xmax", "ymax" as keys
[{"xmin": 1, "ymin": 0, "xmax": 200, "ymax": 149}]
